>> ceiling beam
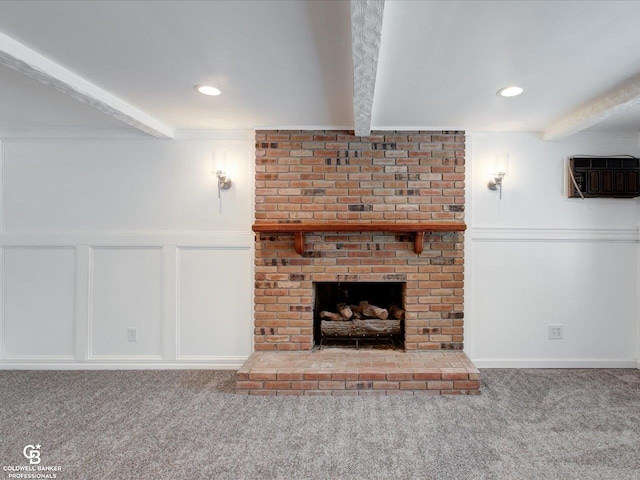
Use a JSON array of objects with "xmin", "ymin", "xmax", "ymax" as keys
[
  {"xmin": 0, "ymin": 31, "xmax": 174, "ymax": 139},
  {"xmin": 543, "ymin": 75, "xmax": 640, "ymax": 141},
  {"xmin": 351, "ymin": 0, "xmax": 385, "ymax": 137}
]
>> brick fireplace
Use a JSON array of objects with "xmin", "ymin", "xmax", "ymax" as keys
[{"xmin": 236, "ymin": 130, "xmax": 480, "ymax": 395}]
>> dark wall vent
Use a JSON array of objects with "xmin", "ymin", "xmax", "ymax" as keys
[{"xmin": 568, "ymin": 156, "xmax": 640, "ymax": 198}]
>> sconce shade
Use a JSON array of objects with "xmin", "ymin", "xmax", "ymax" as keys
[
  {"xmin": 488, "ymin": 153, "xmax": 509, "ymax": 199},
  {"xmin": 494, "ymin": 153, "xmax": 509, "ymax": 176},
  {"xmin": 212, "ymin": 151, "xmax": 232, "ymax": 200}
]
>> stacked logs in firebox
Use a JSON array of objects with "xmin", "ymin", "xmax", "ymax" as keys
[
  {"xmin": 320, "ymin": 301, "xmax": 404, "ymax": 322},
  {"xmin": 319, "ymin": 301, "xmax": 404, "ymax": 338}
]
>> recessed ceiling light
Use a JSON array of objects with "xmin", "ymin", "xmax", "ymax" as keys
[
  {"xmin": 194, "ymin": 84, "xmax": 221, "ymax": 96},
  {"xmin": 497, "ymin": 86, "xmax": 524, "ymax": 97}
]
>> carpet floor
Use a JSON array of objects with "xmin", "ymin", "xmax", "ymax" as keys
[{"xmin": 0, "ymin": 369, "xmax": 639, "ymax": 479}]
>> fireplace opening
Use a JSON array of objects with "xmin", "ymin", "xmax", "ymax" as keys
[{"xmin": 313, "ymin": 282, "xmax": 405, "ymax": 349}]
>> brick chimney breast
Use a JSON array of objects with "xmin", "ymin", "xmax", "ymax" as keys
[{"xmin": 254, "ymin": 130, "xmax": 465, "ymax": 351}]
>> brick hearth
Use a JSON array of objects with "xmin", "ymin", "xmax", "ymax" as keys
[
  {"xmin": 237, "ymin": 129, "xmax": 479, "ymax": 395},
  {"xmin": 237, "ymin": 350, "xmax": 480, "ymax": 396}
]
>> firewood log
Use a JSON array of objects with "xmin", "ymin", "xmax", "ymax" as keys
[
  {"xmin": 389, "ymin": 305, "xmax": 405, "ymax": 321},
  {"xmin": 320, "ymin": 311, "xmax": 349, "ymax": 322},
  {"xmin": 321, "ymin": 319, "xmax": 401, "ymax": 337},
  {"xmin": 359, "ymin": 301, "xmax": 389, "ymax": 320},
  {"xmin": 336, "ymin": 303, "xmax": 353, "ymax": 319},
  {"xmin": 350, "ymin": 305, "xmax": 363, "ymax": 319}
]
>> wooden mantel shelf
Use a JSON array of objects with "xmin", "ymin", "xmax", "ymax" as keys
[{"xmin": 252, "ymin": 222, "xmax": 466, "ymax": 254}]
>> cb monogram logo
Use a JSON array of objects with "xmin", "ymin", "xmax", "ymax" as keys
[{"xmin": 23, "ymin": 444, "xmax": 41, "ymax": 465}]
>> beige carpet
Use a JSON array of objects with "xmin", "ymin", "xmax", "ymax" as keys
[{"xmin": 0, "ymin": 369, "xmax": 639, "ymax": 479}]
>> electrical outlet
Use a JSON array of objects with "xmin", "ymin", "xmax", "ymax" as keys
[
  {"xmin": 127, "ymin": 327, "xmax": 138, "ymax": 342},
  {"xmin": 548, "ymin": 324, "xmax": 563, "ymax": 340}
]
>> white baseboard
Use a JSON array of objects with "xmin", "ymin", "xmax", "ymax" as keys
[
  {"xmin": 4, "ymin": 358, "xmax": 635, "ymax": 371},
  {"xmin": 472, "ymin": 358, "xmax": 638, "ymax": 369},
  {"xmin": 0, "ymin": 357, "xmax": 248, "ymax": 370}
]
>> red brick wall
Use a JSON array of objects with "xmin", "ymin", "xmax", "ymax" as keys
[{"xmin": 254, "ymin": 130, "xmax": 465, "ymax": 351}]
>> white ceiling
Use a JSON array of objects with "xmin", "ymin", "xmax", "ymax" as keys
[{"xmin": 0, "ymin": 0, "xmax": 640, "ymax": 137}]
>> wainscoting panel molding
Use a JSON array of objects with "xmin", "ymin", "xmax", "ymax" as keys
[
  {"xmin": 471, "ymin": 227, "xmax": 639, "ymax": 243},
  {"xmin": 469, "ymin": 238, "xmax": 638, "ymax": 365},
  {"xmin": 176, "ymin": 247, "xmax": 252, "ymax": 361},
  {"xmin": 89, "ymin": 247, "xmax": 164, "ymax": 360},
  {"xmin": 0, "ymin": 237, "xmax": 253, "ymax": 369},
  {"xmin": 74, "ymin": 246, "xmax": 91, "ymax": 362},
  {"xmin": 2, "ymin": 247, "xmax": 76, "ymax": 359},
  {"xmin": 162, "ymin": 245, "xmax": 178, "ymax": 362}
]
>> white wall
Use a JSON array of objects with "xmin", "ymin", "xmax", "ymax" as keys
[
  {"xmin": 467, "ymin": 132, "xmax": 640, "ymax": 367},
  {"xmin": 0, "ymin": 134, "xmax": 254, "ymax": 369},
  {"xmin": 1, "ymin": 130, "xmax": 638, "ymax": 370}
]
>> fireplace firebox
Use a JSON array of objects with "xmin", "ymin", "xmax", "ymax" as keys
[{"xmin": 313, "ymin": 282, "xmax": 405, "ymax": 348}]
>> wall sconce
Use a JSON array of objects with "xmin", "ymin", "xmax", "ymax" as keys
[
  {"xmin": 215, "ymin": 170, "xmax": 232, "ymax": 197},
  {"xmin": 487, "ymin": 153, "xmax": 509, "ymax": 199},
  {"xmin": 212, "ymin": 152, "xmax": 232, "ymax": 198}
]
